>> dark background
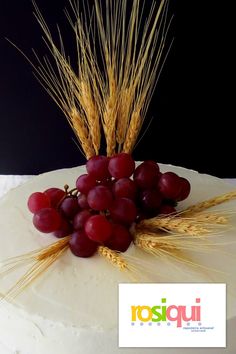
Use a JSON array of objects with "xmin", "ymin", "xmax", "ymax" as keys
[{"xmin": 0, "ymin": 0, "xmax": 234, "ymax": 177}]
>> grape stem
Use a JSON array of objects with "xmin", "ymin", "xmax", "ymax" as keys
[{"xmin": 56, "ymin": 185, "xmax": 79, "ymax": 209}]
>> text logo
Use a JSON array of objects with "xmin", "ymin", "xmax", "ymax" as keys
[
  {"xmin": 131, "ymin": 297, "xmax": 201, "ymax": 327},
  {"xmin": 119, "ymin": 283, "xmax": 226, "ymax": 347}
]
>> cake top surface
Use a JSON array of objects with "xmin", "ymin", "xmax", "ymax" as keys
[{"xmin": 0, "ymin": 163, "xmax": 236, "ymax": 329}]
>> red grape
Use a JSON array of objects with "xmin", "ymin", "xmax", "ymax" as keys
[
  {"xmin": 77, "ymin": 194, "xmax": 90, "ymax": 209},
  {"xmin": 159, "ymin": 205, "xmax": 176, "ymax": 215},
  {"xmin": 69, "ymin": 230, "xmax": 98, "ymax": 258},
  {"xmin": 177, "ymin": 177, "xmax": 191, "ymax": 201},
  {"xmin": 144, "ymin": 160, "xmax": 160, "ymax": 171},
  {"xmin": 87, "ymin": 186, "xmax": 113, "ymax": 211},
  {"xmin": 33, "ymin": 208, "xmax": 62, "ymax": 233},
  {"xmin": 158, "ymin": 172, "xmax": 182, "ymax": 200},
  {"xmin": 73, "ymin": 210, "xmax": 92, "ymax": 230},
  {"xmin": 109, "ymin": 198, "xmax": 137, "ymax": 225},
  {"xmin": 76, "ymin": 174, "xmax": 97, "ymax": 195},
  {"xmin": 60, "ymin": 197, "xmax": 80, "ymax": 219},
  {"xmin": 86, "ymin": 155, "xmax": 110, "ymax": 180},
  {"xmin": 85, "ymin": 215, "xmax": 112, "ymax": 242},
  {"xmin": 27, "ymin": 192, "xmax": 50, "ymax": 213},
  {"xmin": 53, "ymin": 218, "xmax": 73, "ymax": 238},
  {"xmin": 112, "ymin": 178, "xmax": 137, "ymax": 200},
  {"xmin": 108, "ymin": 153, "xmax": 135, "ymax": 179},
  {"xmin": 105, "ymin": 224, "xmax": 132, "ymax": 252},
  {"xmin": 134, "ymin": 162, "xmax": 160, "ymax": 189},
  {"xmin": 44, "ymin": 188, "xmax": 65, "ymax": 208},
  {"xmin": 141, "ymin": 189, "xmax": 162, "ymax": 211}
]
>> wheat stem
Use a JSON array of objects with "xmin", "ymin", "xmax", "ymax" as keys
[{"xmin": 183, "ymin": 191, "xmax": 236, "ymax": 215}]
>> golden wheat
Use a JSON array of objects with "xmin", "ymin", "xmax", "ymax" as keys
[
  {"xmin": 70, "ymin": 108, "xmax": 95, "ymax": 159},
  {"xmin": 80, "ymin": 81, "xmax": 101, "ymax": 155},
  {"xmin": 139, "ymin": 216, "xmax": 213, "ymax": 236},
  {"xmin": 98, "ymin": 246, "xmax": 129, "ymax": 271},
  {"xmin": 123, "ymin": 109, "xmax": 142, "ymax": 153},
  {"xmin": 25, "ymin": 0, "xmax": 171, "ymax": 156},
  {"xmin": 0, "ymin": 237, "xmax": 70, "ymax": 301},
  {"xmin": 182, "ymin": 191, "xmax": 236, "ymax": 215},
  {"xmin": 103, "ymin": 68, "xmax": 118, "ymax": 156}
]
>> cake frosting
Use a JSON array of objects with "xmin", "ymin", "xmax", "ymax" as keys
[{"xmin": 0, "ymin": 163, "xmax": 236, "ymax": 354}]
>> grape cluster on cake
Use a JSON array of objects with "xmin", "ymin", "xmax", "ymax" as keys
[{"xmin": 27, "ymin": 153, "xmax": 191, "ymax": 258}]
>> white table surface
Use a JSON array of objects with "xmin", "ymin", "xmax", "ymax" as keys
[{"xmin": 0, "ymin": 175, "xmax": 236, "ymax": 354}]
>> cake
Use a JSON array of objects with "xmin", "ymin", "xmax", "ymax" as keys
[
  {"xmin": 0, "ymin": 163, "xmax": 236, "ymax": 354},
  {"xmin": 2, "ymin": 1, "xmax": 236, "ymax": 352}
]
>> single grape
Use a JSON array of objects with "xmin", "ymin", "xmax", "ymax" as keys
[
  {"xmin": 33, "ymin": 208, "xmax": 62, "ymax": 233},
  {"xmin": 109, "ymin": 198, "xmax": 137, "ymax": 225},
  {"xmin": 27, "ymin": 192, "xmax": 50, "ymax": 213},
  {"xmin": 86, "ymin": 155, "xmax": 110, "ymax": 181},
  {"xmin": 77, "ymin": 194, "xmax": 90, "ymax": 209},
  {"xmin": 140, "ymin": 189, "xmax": 162, "ymax": 211},
  {"xmin": 73, "ymin": 210, "xmax": 92, "ymax": 230},
  {"xmin": 76, "ymin": 174, "xmax": 97, "ymax": 195},
  {"xmin": 105, "ymin": 224, "xmax": 132, "ymax": 252},
  {"xmin": 112, "ymin": 178, "xmax": 137, "ymax": 200},
  {"xmin": 87, "ymin": 186, "xmax": 113, "ymax": 211},
  {"xmin": 159, "ymin": 205, "xmax": 176, "ymax": 215},
  {"xmin": 85, "ymin": 215, "xmax": 112, "ymax": 242},
  {"xmin": 134, "ymin": 162, "xmax": 160, "ymax": 189},
  {"xmin": 177, "ymin": 177, "xmax": 191, "ymax": 201},
  {"xmin": 44, "ymin": 188, "xmax": 65, "ymax": 208},
  {"xmin": 53, "ymin": 218, "xmax": 73, "ymax": 238},
  {"xmin": 108, "ymin": 153, "xmax": 135, "ymax": 179},
  {"xmin": 60, "ymin": 197, "xmax": 80, "ymax": 219},
  {"xmin": 144, "ymin": 160, "xmax": 160, "ymax": 171},
  {"xmin": 158, "ymin": 172, "xmax": 182, "ymax": 200},
  {"xmin": 69, "ymin": 230, "xmax": 98, "ymax": 258}
]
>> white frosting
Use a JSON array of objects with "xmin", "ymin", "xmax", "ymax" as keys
[{"xmin": 0, "ymin": 164, "xmax": 236, "ymax": 354}]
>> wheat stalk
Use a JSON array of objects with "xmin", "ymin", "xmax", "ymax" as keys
[
  {"xmin": 79, "ymin": 81, "xmax": 101, "ymax": 155},
  {"xmin": 70, "ymin": 108, "xmax": 95, "ymax": 159},
  {"xmin": 139, "ymin": 216, "xmax": 214, "ymax": 236},
  {"xmin": 182, "ymin": 191, "xmax": 236, "ymax": 215},
  {"xmin": 116, "ymin": 87, "xmax": 133, "ymax": 148},
  {"xmin": 123, "ymin": 109, "xmax": 142, "ymax": 154},
  {"xmin": 134, "ymin": 232, "xmax": 228, "ymax": 275},
  {"xmin": 193, "ymin": 212, "xmax": 229, "ymax": 224},
  {"xmin": 135, "ymin": 232, "xmax": 195, "ymax": 274},
  {"xmin": 98, "ymin": 246, "xmax": 129, "ymax": 271},
  {"xmin": 11, "ymin": 1, "xmax": 172, "ymax": 157},
  {"xmin": 0, "ymin": 237, "xmax": 70, "ymax": 302},
  {"xmin": 103, "ymin": 67, "xmax": 118, "ymax": 156}
]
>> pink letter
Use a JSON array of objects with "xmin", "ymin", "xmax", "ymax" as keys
[{"xmin": 166, "ymin": 305, "xmax": 182, "ymax": 327}]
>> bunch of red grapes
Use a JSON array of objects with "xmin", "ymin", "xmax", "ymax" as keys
[{"xmin": 28, "ymin": 154, "xmax": 191, "ymax": 258}]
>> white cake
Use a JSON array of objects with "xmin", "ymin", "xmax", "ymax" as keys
[{"xmin": 0, "ymin": 164, "xmax": 236, "ymax": 354}]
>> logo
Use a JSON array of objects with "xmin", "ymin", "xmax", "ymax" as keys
[
  {"xmin": 119, "ymin": 283, "xmax": 226, "ymax": 347},
  {"xmin": 131, "ymin": 297, "xmax": 201, "ymax": 327}
]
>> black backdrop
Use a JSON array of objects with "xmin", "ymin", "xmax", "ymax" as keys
[{"xmin": 0, "ymin": 0, "xmax": 234, "ymax": 177}]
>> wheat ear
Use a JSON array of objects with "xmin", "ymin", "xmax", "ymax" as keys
[
  {"xmin": 123, "ymin": 109, "xmax": 142, "ymax": 154},
  {"xmin": 182, "ymin": 191, "xmax": 236, "ymax": 215},
  {"xmin": 70, "ymin": 108, "xmax": 95, "ymax": 159},
  {"xmin": 79, "ymin": 81, "xmax": 101, "ymax": 155},
  {"xmin": 98, "ymin": 246, "xmax": 129, "ymax": 271},
  {"xmin": 138, "ymin": 216, "xmax": 215, "ymax": 236},
  {"xmin": 0, "ymin": 237, "xmax": 70, "ymax": 302}
]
